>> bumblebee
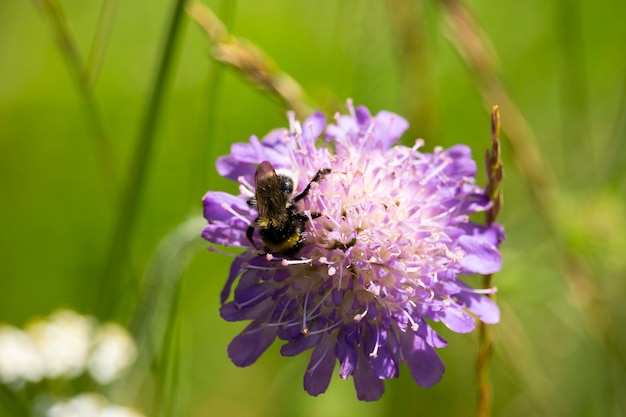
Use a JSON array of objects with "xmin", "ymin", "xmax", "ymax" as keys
[{"xmin": 246, "ymin": 161, "xmax": 330, "ymax": 255}]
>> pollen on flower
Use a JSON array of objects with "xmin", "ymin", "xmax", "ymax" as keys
[{"xmin": 202, "ymin": 101, "xmax": 504, "ymax": 401}]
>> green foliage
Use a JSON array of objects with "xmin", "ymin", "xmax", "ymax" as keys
[{"xmin": 1, "ymin": 0, "xmax": 625, "ymax": 416}]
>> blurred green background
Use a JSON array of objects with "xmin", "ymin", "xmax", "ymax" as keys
[{"xmin": 1, "ymin": 0, "xmax": 625, "ymax": 416}]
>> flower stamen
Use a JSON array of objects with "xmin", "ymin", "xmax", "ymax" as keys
[{"xmin": 220, "ymin": 202, "xmax": 253, "ymax": 226}]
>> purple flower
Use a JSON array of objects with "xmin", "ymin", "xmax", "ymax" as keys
[{"xmin": 202, "ymin": 101, "xmax": 504, "ymax": 401}]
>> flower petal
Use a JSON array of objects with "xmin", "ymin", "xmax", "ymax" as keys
[
  {"xmin": 219, "ymin": 297, "xmax": 274, "ymax": 322},
  {"xmin": 281, "ymin": 332, "xmax": 322, "ymax": 357},
  {"xmin": 456, "ymin": 286, "xmax": 500, "ymax": 324},
  {"xmin": 439, "ymin": 304, "xmax": 476, "ymax": 334},
  {"xmin": 353, "ymin": 347, "xmax": 385, "ymax": 401},
  {"xmin": 458, "ymin": 233, "xmax": 503, "ymax": 275},
  {"xmin": 399, "ymin": 330, "xmax": 445, "ymax": 388},
  {"xmin": 371, "ymin": 110, "xmax": 408, "ymax": 148},
  {"xmin": 227, "ymin": 321, "xmax": 276, "ymax": 367},
  {"xmin": 304, "ymin": 333, "xmax": 337, "ymax": 396},
  {"xmin": 215, "ymin": 155, "xmax": 256, "ymax": 183},
  {"xmin": 202, "ymin": 191, "xmax": 251, "ymax": 247},
  {"xmin": 419, "ymin": 322, "xmax": 448, "ymax": 349},
  {"xmin": 301, "ymin": 112, "xmax": 326, "ymax": 146},
  {"xmin": 336, "ymin": 326, "xmax": 357, "ymax": 379},
  {"xmin": 443, "ymin": 144, "xmax": 477, "ymax": 177},
  {"xmin": 220, "ymin": 254, "xmax": 248, "ymax": 304},
  {"xmin": 365, "ymin": 327, "xmax": 399, "ymax": 379},
  {"xmin": 216, "ymin": 130, "xmax": 293, "ymax": 182}
]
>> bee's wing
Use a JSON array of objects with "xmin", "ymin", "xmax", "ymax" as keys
[
  {"xmin": 255, "ymin": 161, "xmax": 277, "ymax": 184},
  {"xmin": 255, "ymin": 161, "xmax": 287, "ymax": 219}
]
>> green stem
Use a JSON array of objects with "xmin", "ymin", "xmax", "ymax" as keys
[
  {"xmin": 84, "ymin": 0, "xmax": 119, "ymax": 90},
  {"xmin": 438, "ymin": 0, "xmax": 558, "ymax": 224},
  {"xmin": 98, "ymin": 0, "xmax": 188, "ymax": 318},
  {"xmin": 438, "ymin": 2, "xmax": 619, "ymax": 404},
  {"xmin": 476, "ymin": 106, "xmax": 502, "ymax": 417},
  {"xmin": 157, "ymin": 270, "xmax": 186, "ymax": 417},
  {"xmin": 476, "ymin": 274, "xmax": 495, "ymax": 417},
  {"xmin": 33, "ymin": 0, "xmax": 116, "ymax": 197},
  {"xmin": 606, "ymin": 69, "xmax": 626, "ymax": 187},
  {"xmin": 112, "ymin": 216, "xmax": 205, "ymax": 404},
  {"xmin": 188, "ymin": 0, "xmax": 237, "ymax": 205},
  {"xmin": 555, "ymin": 0, "xmax": 592, "ymax": 183}
]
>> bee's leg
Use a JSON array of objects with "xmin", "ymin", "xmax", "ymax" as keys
[
  {"xmin": 293, "ymin": 168, "xmax": 331, "ymax": 202},
  {"xmin": 246, "ymin": 220, "xmax": 259, "ymax": 249},
  {"xmin": 295, "ymin": 212, "xmax": 323, "ymax": 222}
]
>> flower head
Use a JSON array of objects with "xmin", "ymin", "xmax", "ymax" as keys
[
  {"xmin": 0, "ymin": 310, "xmax": 138, "ymax": 390},
  {"xmin": 44, "ymin": 393, "xmax": 145, "ymax": 417},
  {"xmin": 87, "ymin": 323, "xmax": 137, "ymax": 385},
  {"xmin": 26, "ymin": 310, "xmax": 95, "ymax": 380},
  {"xmin": 202, "ymin": 101, "xmax": 504, "ymax": 401},
  {"xmin": 0, "ymin": 326, "xmax": 45, "ymax": 387}
]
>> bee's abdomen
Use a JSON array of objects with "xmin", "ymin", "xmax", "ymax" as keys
[{"xmin": 258, "ymin": 218, "xmax": 304, "ymax": 254}]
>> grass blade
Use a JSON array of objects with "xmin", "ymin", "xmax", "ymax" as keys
[
  {"xmin": 33, "ymin": 0, "xmax": 116, "ymax": 196},
  {"xmin": 99, "ymin": 0, "xmax": 188, "ymax": 318},
  {"xmin": 84, "ymin": 0, "xmax": 119, "ymax": 90}
]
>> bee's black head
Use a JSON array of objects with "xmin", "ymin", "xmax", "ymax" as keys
[{"xmin": 277, "ymin": 175, "xmax": 294, "ymax": 195}]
